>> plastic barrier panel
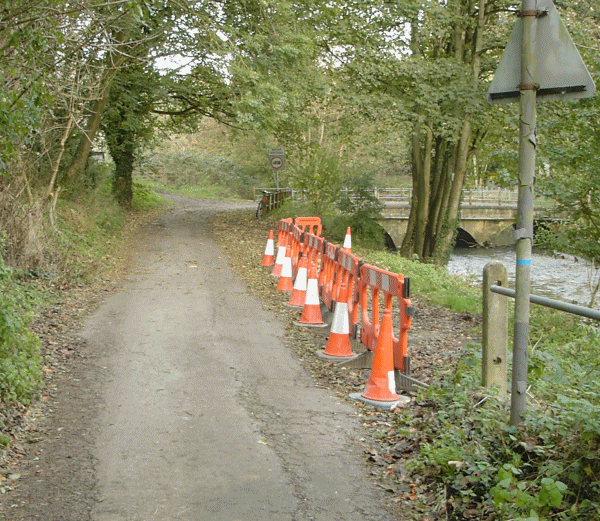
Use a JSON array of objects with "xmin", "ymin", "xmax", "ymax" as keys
[
  {"xmin": 320, "ymin": 242, "xmax": 339, "ymax": 312},
  {"xmin": 356, "ymin": 264, "xmax": 412, "ymax": 372},
  {"xmin": 291, "ymin": 225, "xmax": 304, "ymax": 275},
  {"xmin": 277, "ymin": 218, "xmax": 294, "ymax": 247},
  {"xmin": 303, "ymin": 233, "xmax": 324, "ymax": 271},
  {"xmin": 294, "ymin": 216, "xmax": 322, "ymax": 236},
  {"xmin": 334, "ymin": 248, "xmax": 361, "ymax": 334}
]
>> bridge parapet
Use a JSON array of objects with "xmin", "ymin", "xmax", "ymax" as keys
[
  {"xmin": 379, "ymin": 201, "xmax": 559, "ymax": 248},
  {"xmin": 341, "ymin": 188, "xmax": 521, "ymax": 205}
]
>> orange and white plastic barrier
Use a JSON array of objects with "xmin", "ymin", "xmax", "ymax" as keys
[
  {"xmin": 350, "ymin": 298, "xmax": 404, "ymax": 409},
  {"xmin": 262, "ymin": 215, "xmax": 414, "ymax": 408},
  {"xmin": 290, "ymin": 225, "xmax": 304, "ymax": 276},
  {"xmin": 354, "ymin": 264, "xmax": 412, "ymax": 373},
  {"xmin": 320, "ymin": 242, "xmax": 339, "ymax": 313},
  {"xmin": 303, "ymin": 232, "xmax": 324, "ymax": 272},
  {"xmin": 294, "ymin": 216, "xmax": 322, "ymax": 236}
]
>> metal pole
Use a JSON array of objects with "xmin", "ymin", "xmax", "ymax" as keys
[
  {"xmin": 511, "ymin": 0, "xmax": 538, "ymax": 426},
  {"xmin": 490, "ymin": 285, "xmax": 600, "ymax": 322}
]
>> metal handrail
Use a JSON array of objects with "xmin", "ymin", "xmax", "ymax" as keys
[
  {"xmin": 490, "ymin": 285, "xmax": 600, "ymax": 321},
  {"xmin": 252, "ymin": 187, "xmax": 558, "ymax": 208}
]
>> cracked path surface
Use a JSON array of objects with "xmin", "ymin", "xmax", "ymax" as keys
[{"xmin": 83, "ymin": 199, "xmax": 393, "ymax": 520}]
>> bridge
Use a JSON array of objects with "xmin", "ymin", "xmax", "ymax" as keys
[
  {"xmin": 371, "ymin": 188, "xmax": 555, "ymax": 248},
  {"xmin": 254, "ymin": 187, "xmax": 558, "ymax": 248}
]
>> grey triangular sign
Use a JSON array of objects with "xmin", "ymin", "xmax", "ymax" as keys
[{"xmin": 487, "ymin": 0, "xmax": 596, "ymax": 104}]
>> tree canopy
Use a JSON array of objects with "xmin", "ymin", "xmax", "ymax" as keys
[{"xmin": 0, "ymin": 0, "xmax": 598, "ymax": 267}]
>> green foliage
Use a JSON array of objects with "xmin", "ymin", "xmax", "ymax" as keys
[
  {"xmin": 325, "ymin": 215, "xmax": 389, "ymax": 251},
  {"xmin": 136, "ymin": 131, "xmax": 261, "ymax": 200},
  {"xmin": 534, "ymin": 8, "xmax": 600, "ymax": 307},
  {"xmin": 131, "ymin": 182, "xmax": 169, "ymax": 212},
  {"xmin": 0, "ymin": 252, "xmax": 42, "ymax": 404},
  {"xmin": 225, "ymin": 0, "xmax": 330, "ymax": 141},
  {"xmin": 401, "ymin": 341, "xmax": 600, "ymax": 520},
  {"xmin": 337, "ymin": 175, "xmax": 385, "ymax": 219},
  {"xmin": 0, "ymin": 2, "xmax": 56, "ymax": 173},
  {"xmin": 291, "ymin": 149, "xmax": 345, "ymax": 216},
  {"xmin": 323, "ymin": 174, "xmax": 389, "ymax": 249},
  {"xmin": 363, "ymin": 251, "xmax": 481, "ymax": 313},
  {"xmin": 46, "ymin": 176, "xmax": 130, "ymax": 281},
  {"xmin": 103, "ymin": 64, "xmax": 162, "ymax": 208},
  {"xmin": 393, "ymin": 282, "xmax": 600, "ymax": 520}
]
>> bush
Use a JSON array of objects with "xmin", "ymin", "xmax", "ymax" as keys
[
  {"xmin": 402, "ymin": 345, "xmax": 600, "ymax": 520},
  {"xmin": 324, "ymin": 175, "xmax": 391, "ymax": 250},
  {"xmin": 0, "ymin": 254, "xmax": 42, "ymax": 404}
]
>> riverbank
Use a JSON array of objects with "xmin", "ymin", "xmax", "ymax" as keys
[{"xmin": 1, "ymin": 197, "xmax": 598, "ymax": 520}]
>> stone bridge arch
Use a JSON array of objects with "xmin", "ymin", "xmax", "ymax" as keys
[{"xmin": 377, "ymin": 203, "xmax": 519, "ymax": 248}]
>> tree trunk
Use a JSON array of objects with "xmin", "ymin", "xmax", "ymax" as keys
[
  {"xmin": 434, "ymin": 120, "xmax": 472, "ymax": 260},
  {"xmin": 413, "ymin": 125, "xmax": 433, "ymax": 258},
  {"xmin": 401, "ymin": 120, "xmax": 423, "ymax": 256},
  {"xmin": 112, "ymin": 142, "xmax": 135, "ymax": 208},
  {"xmin": 63, "ymin": 29, "xmax": 130, "ymax": 186},
  {"xmin": 401, "ymin": 0, "xmax": 487, "ymax": 264}
]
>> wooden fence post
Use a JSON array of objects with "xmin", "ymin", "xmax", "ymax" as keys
[{"xmin": 482, "ymin": 262, "xmax": 508, "ymax": 396}]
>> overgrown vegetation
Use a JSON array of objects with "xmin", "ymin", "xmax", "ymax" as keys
[
  {"xmin": 355, "ymin": 254, "xmax": 600, "ymax": 519},
  {"xmin": 0, "ymin": 168, "xmax": 167, "ymax": 405},
  {"xmin": 400, "ymin": 324, "xmax": 600, "ymax": 520},
  {"xmin": 0, "ymin": 252, "xmax": 42, "ymax": 404},
  {"xmin": 134, "ymin": 130, "xmax": 264, "ymax": 200}
]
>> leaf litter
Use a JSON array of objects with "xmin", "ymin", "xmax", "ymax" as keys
[{"xmin": 209, "ymin": 209, "xmax": 482, "ymax": 520}]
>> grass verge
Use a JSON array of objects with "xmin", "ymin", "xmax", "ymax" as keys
[{"xmin": 0, "ymin": 178, "xmax": 170, "ymax": 405}]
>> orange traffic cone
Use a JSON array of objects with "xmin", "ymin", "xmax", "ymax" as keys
[
  {"xmin": 322, "ymin": 279, "xmax": 354, "ymax": 357},
  {"xmin": 277, "ymin": 246, "xmax": 294, "ymax": 291},
  {"xmin": 351, "ymin": 301, "xmax": 408, "ymax": 409},
  {"xmin": 261, "ymin": 230, "xmax": 275, "ymax": 266},
  {"xmin": 271, "ymin": 242, "xmax": 286, "ymax": 277},
  {"xmin": 294, "ymin": 263, "xmax": 327, "ymax": 328},
  {"xmin": 343, "ymin": 227, "xmax": 352, "ymax": 252},
  {"xmin": 286, "ymin": 254, "xmax": 307, "ymax": 307}
]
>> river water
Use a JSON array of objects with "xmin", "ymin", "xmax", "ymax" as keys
[{"xmin": 447, "ymin": 246, "xmax": 599, "ymax": 309}]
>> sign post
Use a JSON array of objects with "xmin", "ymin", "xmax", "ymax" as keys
[
  {"xmin": 268, "ymin": 148, "xmax": 285, "ymax": 191},
  {"xmin": 511, "ymin": 0, "xmax": 537, "ymax": 427},
  {"xmin": 487, "ymin": 0, "xmax": 595, "ymax": 426}
]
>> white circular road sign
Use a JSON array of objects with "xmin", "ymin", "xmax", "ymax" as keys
[{"xmin": 269, "ymin": 155, "xmax": 284, "ymax": 170}]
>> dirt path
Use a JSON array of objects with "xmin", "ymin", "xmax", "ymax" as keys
[{"xmin": 1, "ymin": 197, "xmax": 397, "ymax": 520}]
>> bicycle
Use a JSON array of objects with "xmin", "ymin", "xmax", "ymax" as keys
[{"xmin": 256, "ymin": 190, "xmax": 272, "ymax": 219}]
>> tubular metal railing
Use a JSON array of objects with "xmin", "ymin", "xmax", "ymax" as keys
[
  {"xmin": 255, "ymin": 187, "xmax": 524, "ymax": 205},
  {"xmin": 490, "ymin": 285, "xmax": 600, "ymax": 321}
]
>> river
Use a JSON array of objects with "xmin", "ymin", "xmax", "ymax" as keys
[{"xmin": 447, "ymin": 246, "xmax": 599, "ymax": 309}]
